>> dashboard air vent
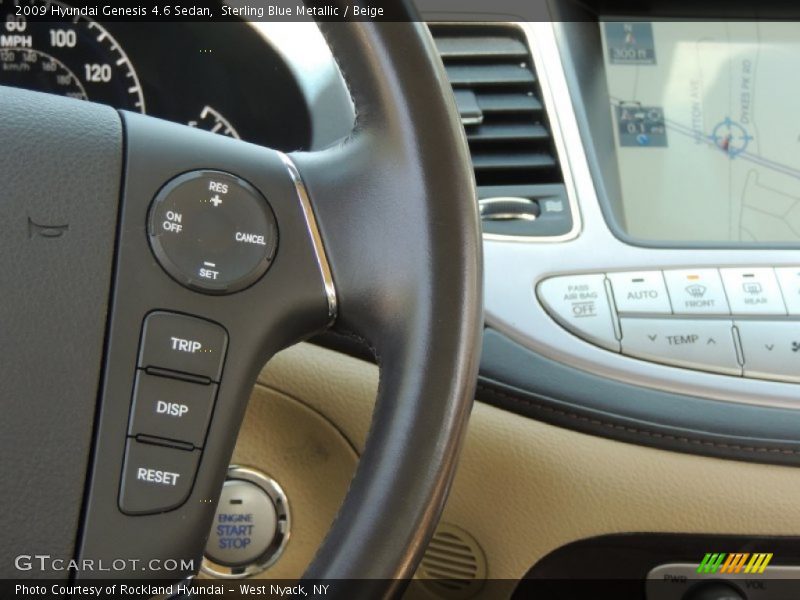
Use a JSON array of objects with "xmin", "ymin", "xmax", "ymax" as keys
[{"xmin": 429, "ymin": 24, "xmax": 563, "ymax": 187}]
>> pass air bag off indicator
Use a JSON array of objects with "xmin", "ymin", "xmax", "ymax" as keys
[{"xmin": 148, "ymin": 170, "xmax": 278, "ymax": 294}]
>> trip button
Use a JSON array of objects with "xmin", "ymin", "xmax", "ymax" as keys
[
  {"xmin": 128, "ymin": 372, "xmax": 217, "ymax": 448},
  {"xmin": 720, "ymin": 268, "xmax": 786, "ymax": 315},
  {"xmin": 607, "ymin": 271, "xmax": 671, "ymax": 314},
  {"xmin": 119, "ymin": 439, "xmax": 201, "ymax": 515},
  {"xmin": 736, "ymin": 320, "xmax": 800, "ymax": 383},
  {"xmin": 537, "ymin": 274, "xmax": 620, "ymax": 351},
  {"xmin": 139, "ymin": 312, "xmax": 227, "ymax": 381},
  {"xmin": 663, "ymin": 269, "xmax": 730, "ymax": 315},
  {"xmin": 619, "ymin": 318, "xmax": 741, "ymax": 375}
]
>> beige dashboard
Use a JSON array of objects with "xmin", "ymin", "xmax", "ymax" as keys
[{"xmin": 212, "ymin": 341, "xmax": 800, "ymax": 594}]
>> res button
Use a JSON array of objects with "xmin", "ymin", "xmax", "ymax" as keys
[{"xmin": 138, "ymin": 311, "xmax": 228, "ymax": 381}]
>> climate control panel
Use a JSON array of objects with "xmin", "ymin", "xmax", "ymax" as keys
[{"xmin": 537, "ymin": 267, "xmax": 800, "ymax": 383}]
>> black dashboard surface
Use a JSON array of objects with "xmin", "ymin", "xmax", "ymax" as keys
[{"xmin": 107, "ymin": 21, "xmax": 311, "ymax": 150}]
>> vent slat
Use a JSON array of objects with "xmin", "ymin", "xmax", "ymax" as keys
[
  {"xmin": 478, "ymin": 92, "xmax": 542, "ymax": 113},
  {"xmin": 471, "ymin": 152, "xmax": 556, "ymax": 170},
  {"xmin": 430, "ymin": 24, "xmax": 563, "ymax": 187},
  {"xmin": 434, "ymin": 35, "xmax": 529, "ymax": 58},
  {"xmin": 445, "ymin": 63, "xmax": 535, "ymax": 86},
  {"xmin": 466, "ymin": 123, "xmax": 549, "ymax": 142}
]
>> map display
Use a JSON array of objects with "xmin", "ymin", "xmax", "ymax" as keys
[{"xmin": 601, "ymin": 22, "xmax": 800, "ymax": 243}]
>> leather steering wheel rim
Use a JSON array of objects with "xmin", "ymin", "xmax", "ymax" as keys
[{"xmin": 295, "ymin": 8, "xmax": 483, "ymax": 588}]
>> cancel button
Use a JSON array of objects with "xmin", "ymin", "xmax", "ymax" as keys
[{"xmin": 119, "ymin": 440, "xmax": 201, "ymax": 515}]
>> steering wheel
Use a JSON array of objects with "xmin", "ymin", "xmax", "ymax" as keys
[{"xmin": 0, "ymin": 4, "xmax": 481, "ymax": 598}]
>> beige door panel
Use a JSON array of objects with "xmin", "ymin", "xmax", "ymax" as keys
[{"xmin": 220, "ymin": 342, "xmax": 800, "ymax": 584}]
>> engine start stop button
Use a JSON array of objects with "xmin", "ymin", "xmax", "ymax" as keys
[
  {"xmin": 148, "ymin": 170, "xmax": 278, "ymax": 294},
  {"xmin": 205, "ymin": 478, "xmax": 278, "ymax": 568}
]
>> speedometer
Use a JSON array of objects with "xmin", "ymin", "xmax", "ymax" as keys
[{"xmin": 0, "ymin": 0, "xmax": 144, "ymax": 111}]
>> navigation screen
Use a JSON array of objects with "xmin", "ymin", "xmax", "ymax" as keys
[{"xmin": 600, "ymin": 22, "xmax": 800, "ymax": 243}]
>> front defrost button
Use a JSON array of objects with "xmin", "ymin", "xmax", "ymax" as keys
[
  {"xmin": 663, "ymin": 269, "xmax": 730, "ymax": 315},
  {"xmin": 537, "ymin": 274, "xmax": 620, "ymax": 351}
]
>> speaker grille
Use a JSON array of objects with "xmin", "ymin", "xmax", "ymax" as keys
[{"xmin": 418, "ymin": 523, "xmax": 487, "ymax": 599}]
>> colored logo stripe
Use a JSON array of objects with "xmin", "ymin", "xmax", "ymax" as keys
[
  {"xmin": 697, "ymin": 553, "xmax": 726, "ymax": 574},
  {"xmin": 720, "ymin": 553, "xmax": 749, "ymax": 573},
  {"xmin": 697, "ymin": 552, "xmax": 773, "ymax": 574},
  {"xmin": 745, "ymin": 553, "xmax": 773, "ymax": 574}
]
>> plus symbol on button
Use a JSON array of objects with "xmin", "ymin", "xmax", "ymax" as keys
[{"xmin": 210, "ymin": 194, "xmax": 223, "ymax": 207}]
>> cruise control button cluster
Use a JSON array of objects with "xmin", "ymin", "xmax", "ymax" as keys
[
  {"xmin": 120, "ymin": 311, "xmax": 228, "ymax": 515},
  {"xmin": 148, "ymin": 170, "xmax": 278, "ymax": 294},
  {"xmin": 537, "ymin": 267, "xmax": 800, "ymax": 383}
]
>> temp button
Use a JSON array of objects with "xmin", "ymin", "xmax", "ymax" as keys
[{"xmin": 620, "ymin": 318, "xmax": 741, "ymax": 375}]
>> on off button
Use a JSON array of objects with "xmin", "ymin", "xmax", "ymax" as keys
[{"xmin": 148, "ymin": 170, "xmax": 278, "ymax": 294}]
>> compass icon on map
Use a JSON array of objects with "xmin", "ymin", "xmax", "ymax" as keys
[{"xmin": 710, "ymin": 117, "xmax": 753, "ymax": 158}]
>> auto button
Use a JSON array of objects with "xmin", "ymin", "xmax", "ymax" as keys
[
  {"xmin": 607, "ymin": 271, "xmax": 671, "ymax": 314},
  {"xmin": 619, "ymin": 318, "xmax": 741, "ymax": 375}
]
